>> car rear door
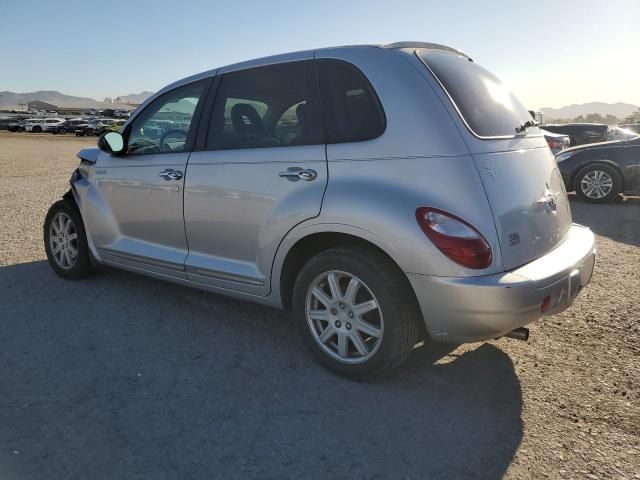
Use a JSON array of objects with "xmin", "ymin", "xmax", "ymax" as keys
[
  {"xmin": 184, "ymin": 57, "xmax": 327, "ymax": 295},
  {"xmin": 88, "ymin": 80, "xmax": 209, "ymax": 276}
]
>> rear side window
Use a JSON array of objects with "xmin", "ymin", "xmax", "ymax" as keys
[
  {"xmin": 316, "ymin": 59, "xmax": 385, "ymax": 143},
  {"xmin": 207, "ymin": 61, "xmax": 322, "ymax": 150},
  {"xmin": 417, "ymin": 50, "xmax": 532, "ymax": 138}
]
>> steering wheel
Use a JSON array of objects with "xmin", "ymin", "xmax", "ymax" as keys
[{"xmin": 159, "ymin": 129, "xmax": 188, "ymax": 152}]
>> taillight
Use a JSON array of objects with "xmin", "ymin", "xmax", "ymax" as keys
[
  {"xmin": 415, "ymin": 207, "xmax": 492, "ymax": 269},
  {"xmin": 547, "ymin": 139, "xmax": 563, "ymax": 150}
]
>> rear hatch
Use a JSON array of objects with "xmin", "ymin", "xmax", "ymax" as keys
[{"xmin": 417, "ymin": 49, "xmax": 572, "ymax": 270}]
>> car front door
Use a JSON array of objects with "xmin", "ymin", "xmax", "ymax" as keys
[
  {"xmin": 89, "ymin": 80, "xmax": 208, "ymax": 276},
  {"xmin": 184, "ymin": 59, "xmax": 327, "ymax": 295}
]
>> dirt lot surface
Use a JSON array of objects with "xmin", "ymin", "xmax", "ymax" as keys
[{"xmin": 0, "ymin": 131, "xmax": 638, "ymax": 479}]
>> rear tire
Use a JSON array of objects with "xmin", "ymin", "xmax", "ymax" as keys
[
  {"xmin": 292, "ymin": 246, "xmax": 421, "ymax": 380},
  {"xmin": 574, "ymin": 163, "xmax": 621, "ymax": 203},
  {"xmin": 32, "ymin": 126, "xmax": 42, "ymax": 133},
  {"xmin": 44, "ymin": 199, "xmax": 94, "ymax": 279}
]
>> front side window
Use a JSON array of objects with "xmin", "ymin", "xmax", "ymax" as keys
[
  {"xmin": 207, "ymin": 61, "xmax": 322, "ymax": 150},
  {"xmin": 316, "ymin": 59, "xmax": 385, "ymax": 143},
  {"xmin": 417, "ymin": 49, "xmax": 532, "ymax": 138},
  {"xmin": 127, "ymin": 80, "xmax": 206, "ymax": 154}
]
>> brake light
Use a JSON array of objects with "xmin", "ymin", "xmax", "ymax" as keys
[
  {"xmin": 547, "ymin": 139, "xmax": 563, "ymax": 150},
  {"xmin": 415, "ymin": 207, "xmax": 492, "ymax": 269}
]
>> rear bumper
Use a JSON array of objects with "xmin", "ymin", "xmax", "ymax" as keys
[{"xmin": 408, "ymin": 224, "xmax": 596, "ymax": 343}]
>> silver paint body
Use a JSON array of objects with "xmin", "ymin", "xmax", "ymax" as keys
[{"xmin": 70, "ymin": 44, "xmax": 596, "ymax": 342}]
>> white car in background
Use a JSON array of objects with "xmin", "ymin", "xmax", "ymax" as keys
[
  {"xmin": 24, "ymin": 118, "xmax": 65, "ymax": 133},
  {"xmin": 113, "ymin": 110, "xmax": 131, "ymax": 118},
  {"xmin": 608, "ymin": 126, "xmax": 639, "ymax": 141}
]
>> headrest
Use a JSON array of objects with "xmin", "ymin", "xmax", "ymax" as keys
[{"xmin": 231, "ymin": 103, "xmax": 263, "ymax": 135}]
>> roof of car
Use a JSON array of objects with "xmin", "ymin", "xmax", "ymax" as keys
[{"xmin": 133, "ymin": 41, "xmax": 467, "ymax": 123}]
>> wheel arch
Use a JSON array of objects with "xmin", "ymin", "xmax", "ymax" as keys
[
  {"xmin": 570, "ymin": 159, "xmax": 625, "ymax": 193},
  {"xmin": 274, "ymin": 224, "xmax": 418, "ymax": 314}
]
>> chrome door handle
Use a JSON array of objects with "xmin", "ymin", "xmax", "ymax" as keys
[
  {"xmin": 159, "ymin": 169, "xmax": 183, "ymax": 181},
  {"xmin": 279, "ymin": 168, "xmax": 317, "ymax": 181}
]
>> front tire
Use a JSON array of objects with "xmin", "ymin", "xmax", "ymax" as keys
[
  {"xmin": 292, "ymin": 247, "xmax": 421, "ymax": 379},
  {"xmin": 44, "ymin": 199, "xmax": 94, "ymax": 279},
  {"xmin": 574, "ymin": 163, "xmax": 621, "ymax": 203}
]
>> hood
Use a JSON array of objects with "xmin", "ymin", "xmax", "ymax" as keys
[{"xmin": 77, "ymin": 147, "xmax": 100, "ymax": 163}]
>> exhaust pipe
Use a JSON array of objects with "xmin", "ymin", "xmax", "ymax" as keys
[{"xmin": 504, "ymin": 327, "xmax": 529, "ymax": 341}]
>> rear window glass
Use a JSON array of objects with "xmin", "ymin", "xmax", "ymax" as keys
[
  {"xmin": 417, "ymin": 50, "xmax": 532, "ymax": 138},
  {"xmin": 316, "ymin": 59, "xmax": 385, "ymax": 143}
]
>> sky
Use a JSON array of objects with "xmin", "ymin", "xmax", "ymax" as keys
[{"xmin": 1, "ymin": 0, "xmax": 638, "ymax": 110}]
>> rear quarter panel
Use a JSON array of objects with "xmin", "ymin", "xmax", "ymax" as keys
[{"xmin": 309, "ymin": 47, "xmax": 502, "ymax": 277}]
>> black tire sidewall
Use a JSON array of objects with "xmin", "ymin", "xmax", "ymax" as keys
[
  {"xmin": 574, "ymin": 164, "xmax": 621, "ymax": 203},
  {"xmin": 292, "ymin": 248, "xmax": 419, "ymax": 379},
  {"xmin": 43, "ymin": 199, "xmax": 93, "ymax": 279}
]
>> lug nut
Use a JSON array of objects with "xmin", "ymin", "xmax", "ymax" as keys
[
  {"xmin": 335, "ymin": 320, "xmax": 342, "ymax": 328},
  {"xmin": 331, "ymin": 308, "xmax": 338, "ymax": 315},
  {"xmin": 346, "ymin": 322, "xmax": 352, "ymax": 330},
  {"xmin": 339, "ymin": 303, "xmax": 345, "ymax": 309},
  {"xmin": 348, "ymin": 311, "xmax": 354, "ymax": 318}
]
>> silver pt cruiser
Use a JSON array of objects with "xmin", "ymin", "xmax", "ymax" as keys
[{"xmin": 44, "ymin": 42, "xmax": 596, "ymax": 378}]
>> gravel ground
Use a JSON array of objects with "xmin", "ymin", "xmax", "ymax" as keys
[{"xmin": 0, "ymin": 131, "xmax": 638, "ymax": 479}]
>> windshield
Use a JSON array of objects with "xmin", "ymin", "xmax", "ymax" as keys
[{"xmin": 417, "ymin": 49, "xmax": 533, "ymax": 138}]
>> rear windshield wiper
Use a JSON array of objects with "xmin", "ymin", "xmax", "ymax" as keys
[{"xmin": 515, "ymin": 120, "xmax": 540, "ymax": 133}]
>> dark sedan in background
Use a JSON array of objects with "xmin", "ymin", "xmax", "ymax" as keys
[
  {"xmin": 544, "ymin": 123, "xmax": 609, "ymax": 146},
  {"xmin": 55, "ymin": 118, "xmax": 89, "ymax": 135},
  {"xmin": 556, "ymin": 136, "xmax": 640, "ymax": 203}
]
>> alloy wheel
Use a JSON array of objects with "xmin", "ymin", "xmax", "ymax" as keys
[
  {"xmin": 305, "ymin": 270, "xmax": 384, "ymax": 364},
  {"xmin": 48, "ymin": 212, "xmax": 78, "ymax": 270},
  {"xmin": 580, "ymin": 170, "xmax": 613, "ymax": 199}
]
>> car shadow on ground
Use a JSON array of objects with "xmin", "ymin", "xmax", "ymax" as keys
[
  {"xmin": 568, "ymin": 194, "xmax": 640, "ymax": 247},
  {"xmin": 0, "ymin": 261, "xmax": 523, "ymax": 479}
]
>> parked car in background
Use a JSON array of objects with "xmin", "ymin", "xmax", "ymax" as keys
[
  {"xmin": 74, "ymin": 119, "xmax": 99, "ymax": 136},
  {"xmin": 44, "ymin": 42, "xmax": 596, "ymax": 378},
  {"xmin": 42, "ymin": 118, "xmax": 66, "ymax": 133},
  {"xmin": 55, "ymin": 118, "xmax": 90, "ymax": 135},
  {"xmin": 608, "ymin": 126, "xmax": 639, "ymax": 141},
  {"xmin": 542, "ymin": 129, "xmax": 570, "ymax": 155},
  {"xmin": 24, "ymin": 118, "xmax": 63, "ymax": 132},
  {"xmin": 100, "ymin": 119, "xmax": 126, "ymax": 133},
  {"xmin": 114, "ymin": 110, "xmax": 131, "ymax": 118},
  {"xmin": 542, "ymin": 123, "xmax": 608, "ymax": 146},
  {"xmin": 556, "ymin": 136, "xmax": 640, "ymax": 202},
  {"xmin": 96, "ymin": 118, "xmax": 126, "ymax": 135},
  {"xmin": 23, "ymin": 118, "xmax": 45, "ymax": 132},
  {"xmin": 5, "ymin": 118, "xmax": 28, "ymax": 132},
  {"xmin": 620, "ymin": 123, "xmax": 640, "ymax": 134}
]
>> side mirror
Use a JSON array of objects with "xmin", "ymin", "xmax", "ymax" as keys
[{"xmin": 98, "ymin": 131, "xmax": 125, "ymax": 154}]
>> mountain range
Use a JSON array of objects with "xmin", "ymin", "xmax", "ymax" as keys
[
  {"xmin": 0, "ymin": 91, "xmax": 637, "ymax": 119},
  {"xmin": 540, "ymin": 102, "xmax": 638, "ymax": 120},
  {"xmin": 0, "ymin": 90, "xmax": 154, "ymax": 109}
]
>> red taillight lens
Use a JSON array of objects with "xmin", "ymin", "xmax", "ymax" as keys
[
  {"xmin": 547, "ymin": 140, "xmax": 562, "ymax": 150},
  {"xmin": 415, "ymin": 207, "xmax": 492, "ymax": 269}
]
